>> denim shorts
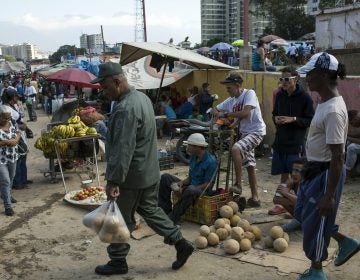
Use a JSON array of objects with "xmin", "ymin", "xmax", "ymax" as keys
[{"xmin": 271, "ymin": 150, "xmax": 300, "ymax": 175}]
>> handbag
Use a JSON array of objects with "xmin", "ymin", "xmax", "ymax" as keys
[
  {"xmin": 18, "ymin": 133, "xmax": 29, "ymax": 156},
  {"xmin": 25, "ymin": 127, "xmax": 34, "ymax": 139}
]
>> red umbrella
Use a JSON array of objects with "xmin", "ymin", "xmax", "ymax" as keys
[
  {"xmin": 46, "ymin": 68, "xmax": 100, "ymax": 89},
  {"xmin": 261, "ymin": 35, "xmax": 282, "ymax": 43}
]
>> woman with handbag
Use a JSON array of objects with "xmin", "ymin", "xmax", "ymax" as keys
[
  {"xmin": 1, "ymin": 89, "xmax": 32, "ymax": 190},
  {"xmin": 0, "ymin": 105, "xmax": 21, "ymax": 216}
]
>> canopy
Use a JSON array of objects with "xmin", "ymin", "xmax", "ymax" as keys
[
  {"xmin": 46, "ymin": 68, "xmax": 100, "ymax": 89},
  {"xmin": 261, "ymin": 35, "xmax": 282, "ymax": 43},
  {"xmin": 35, "ymin": 63, "xmax": 76, "ymax": 77},
  {"xmin": 120, "ymin": 42, "xmax": 235, "ymax": 70},
  {"xmin": 270, "ymin": 38, "xmax": 289, "ymax": 46}
]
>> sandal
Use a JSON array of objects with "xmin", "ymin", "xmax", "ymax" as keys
[
  {"xmin": 229, "ymin": 183, "xmax": 242, "ymax": 195},
  {"xmin": 268, "ymin": 204, "xmax": 286, "ymax": 215},
  {"xmin": 246, "ymin": 198, "xmax": 261, "ymax": 208}
]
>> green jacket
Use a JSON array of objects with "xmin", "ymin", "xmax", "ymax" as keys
[{"xmin": 105, "ymin": 87, "xmax": 160, "ymax": 189}]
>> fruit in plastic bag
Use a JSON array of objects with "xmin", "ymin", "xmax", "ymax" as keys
[{"xmin": 82, "ymin": 201, "xmax": 110, "ymax": 233}]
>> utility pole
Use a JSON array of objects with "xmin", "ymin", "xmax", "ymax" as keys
[
  {"xmin": 101, "ymin": 25, "xmax": 106, "ymax": 53},
  {"xmin": 135, "ymin": 0, "xmax": 147, "ymax": 42}
]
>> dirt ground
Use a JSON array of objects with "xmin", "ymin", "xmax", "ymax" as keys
[{"xmin": 1, "ymin": 110, "xmax": 359, "ymax": 280}]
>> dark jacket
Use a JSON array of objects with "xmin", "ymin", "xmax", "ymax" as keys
[{"xmin": 272, "ymin": 84, "xmax": 314, "ymax": 154}]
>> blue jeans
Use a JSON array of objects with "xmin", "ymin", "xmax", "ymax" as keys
[
  {"xmin": 345, "ymin": 143, "xmax": 360, "ymax": 170},
  {"xmin": 0, "ymin": 161, "xmax": 17, "ymax": 210},
  {"xmin": 13, "ymin": 155, "xmax": 27, "ymax": 186}
]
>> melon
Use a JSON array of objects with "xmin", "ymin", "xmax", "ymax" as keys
[
  {"xmin": 273, "ymin": 238, "xmax": 288, "ymax": 253},
  {"xmin": 283, "ymin": 232, "xmax": 290, "ymax": 244},
  {"xmin": 234, "ymin": 211, "xmax": 242, "ymax": 217},
  {"xmin": 230, "ymin": 226, "xmax": 245, "ymax": 242},
  {"xmin": 250, "ymin": 225, "xmax": 262, "ymax": 240},
  {"xmin": 195, "ymin": 236, "xmax": 208, "ymax": 249},
  {"xmin": 209, "ymin": 225, "xmax": 216, "ymax": 233},
  {"xmin": 214, "ymin": 218, "xmax": 226, "ymax": 229},
  {"xmin": 263, "ymin": 236, "xmax": 274, "ymax": 248},
  {"xmin": 244, "ymin": 231, "xmax": 255, "ymax": 244},
  {"xmin": 240, "ymin": 238, "xmax": 252, "ymax": 251},
  {"xmin": 237, "ymin": 219, "xmax": 251, "ymax": 232},
  {"xmin": 224, "ymin": 224, "xmax": 232, "ymax": 234},
  {"xmin": 199, "ymin": 225, "xmax": 211, "ymax": 237},
  {"xmin": 227, "ymin": 201, "xmax": 239, "ymax": 213},
  {"xmin": 224, "ymin": 239, "xmax": 240, "ymax": 254},
  {"xmin": 222, "ymin": 218, "xmax": 231, "ymax": 225},
  {"xmin": 207, "ymin": 232, "xmax": 220, "ymax": 246},
  {"xmin": 270, "ymin": 226, "xmax": 284, "ymax": 240},
  {"xmin": 230, "ymin": 215, "xmax": 241, "ymax": 227},
  {"xmin": 220, "ymin": 205, "xmax": 234, "ymax": 219},
  {"xmin": 216, "ymin": 228, "xmax": 228, "ymax": 240}
]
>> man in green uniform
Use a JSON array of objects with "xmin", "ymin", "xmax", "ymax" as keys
[{"xmin": 91, "ymin": 62, "xmax": 194, "ymax": 275}]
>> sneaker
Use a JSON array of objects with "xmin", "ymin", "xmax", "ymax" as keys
[
  {"xmin": 297, "ymin": 268, "xmax": 327, "ymax": 280},
  {"xmin": 172, "ymin": 238, "xmax": 194, "ymax": 270},
  {"xmin": 282, "ymin": 219, "xmax": 301, "ymax": 232},
  {"xmin": 5, "ymin": 208, "xmax": 14, "ymax": 216},
  {"xmin": 334, "ymin": 237, "xmax": 360, "ymax": 266},
  {"xmin": 95, "ymin": 259, "xmax": 128, "ymax": 275}
]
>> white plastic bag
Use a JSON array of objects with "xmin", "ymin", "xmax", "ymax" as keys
[{"xmin": 82, "ymin": 201, "xmax": 111, "ymax": 233}]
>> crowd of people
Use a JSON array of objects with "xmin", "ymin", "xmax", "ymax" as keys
[{"xmin": 1, "ymin": 52, "xmax": 359, "ymax": 278}]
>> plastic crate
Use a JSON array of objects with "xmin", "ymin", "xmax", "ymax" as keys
[
  {"xmin": 172, "ymin": 191, "xmax": 231, "ymax": 225},
  {"xmin": 159, "ymin": 156, "xmax": 175, "ymax": 170}
]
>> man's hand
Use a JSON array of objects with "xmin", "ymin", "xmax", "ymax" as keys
[
  {"xmin": 317, "ymin": 193, "xmax": 335, "ymax": 216},
  {"xmin": 275, "ymin": 185, "xmax": 289, "ymax": 196},
  {"xmin": 105, "ymin": 183, "xmax": 120, "ymax": 200},
  {"xmin": 275, "ymin": 116, "xmax": 296, "ymax": 124}
]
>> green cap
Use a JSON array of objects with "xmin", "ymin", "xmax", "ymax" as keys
[{"xmin": 91, "ymin": 62, "xmax": 124, "ymax": 84}]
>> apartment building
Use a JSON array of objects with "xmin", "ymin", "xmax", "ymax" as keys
[{"xmin": 1, "ymin": 43, "xmax": 38, "ymax": 60}]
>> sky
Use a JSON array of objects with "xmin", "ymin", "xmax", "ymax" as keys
[{"xmin": 0, "ymin": 0, "xmax": 201, "ymax": 52}]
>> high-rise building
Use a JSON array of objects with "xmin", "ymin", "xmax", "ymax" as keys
[
  {"xmin": 201, "ymin": 0, "xmax": 270, "ymax": 44},
  {"xmin": 0, "ymin": 43, "xmax": 38, "ymax": 60},
  {"xmin": 80, "ymin": 33, "xmax": 103, "ymax": 54}
]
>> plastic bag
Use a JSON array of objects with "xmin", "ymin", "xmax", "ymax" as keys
[
  {"xmin": 82, "ymin": 201, "xmax": 110, "ymax": 233},
  {"xmin": 83, "ymin": 200, "xmax": 130, "ymax": 243}
]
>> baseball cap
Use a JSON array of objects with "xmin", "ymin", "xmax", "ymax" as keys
[
  {"xmin": 296, "ymin": 52, "xmax": 339, "ymax": 74},
  {"xmin": 183, "ymin": 133, "xmax": 208, "ymax": 147},
  {"xmin": 91, "ymin": 62, "xmax": 124, "ymax": 84},
  {"xmin": 220, "ymin": 73, "xmax": 244, "ymax": 84}
]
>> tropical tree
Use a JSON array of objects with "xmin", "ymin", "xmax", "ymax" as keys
[
  {"xmin": 251, "ymin": 0, "xmax": 315, "ymax": 40},
  {"xmin": 49, "ymin": 45, "xmax": 86, "ymax": 63},
  {"xmin": 3, "ymin": 54, "xmax": 16, "ymax": 62}
]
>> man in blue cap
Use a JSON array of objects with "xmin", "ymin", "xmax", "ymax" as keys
[{"xmin": 91, "ymin": 62, "xmax": 194, "ymax": 275}]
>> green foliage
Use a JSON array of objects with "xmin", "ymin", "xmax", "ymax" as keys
[
  {"xmin": 3, "ymin": 54, "xmax": 16, "ymax": 62},
  {"xmin": 49, "ymin": 45, "xmax": 86, "ymax": 63},
  {"xmin": 251, "ymin": 0, "xmax": 315, "ymax": 40}
]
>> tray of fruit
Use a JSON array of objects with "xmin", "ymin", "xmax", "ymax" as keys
[{"xmin": 64, "ymin": 186, "xmax": 107, "ymax": 210}]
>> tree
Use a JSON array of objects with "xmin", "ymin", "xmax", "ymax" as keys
[
  {"xmin": 251, "ymin": 0, "xmax": 315, "ymax": 40},
  {"xmin": 3, "ymin": 54, "xmax": 16, "ymax": 62},
  {"xmin": 49, "ymin": 45, "xmax": 86, "ymax": 63}
]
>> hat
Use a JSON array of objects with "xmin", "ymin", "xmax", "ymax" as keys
[
  {"xmin": 183, "ymin": 133, "xmax": 208, "ymax": 147},
  {"xmin": 296, "ymin": 52, "xmax": 339, "ymax": 74},
  {"xmin": 91, "ymin": 62, "xmax": 124, "ymax": 84},
  {"xmin": 220, "ymin": 73, "xmax": 243, "ymax": 84}
]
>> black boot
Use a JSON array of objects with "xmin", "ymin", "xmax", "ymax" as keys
[
  {"xmin": 172, "ymin": 239, "xmax": 194, "ymax": 270},
  {"xmin": 95, "ymin": 259, "xmax": 128, "ymax": 275}
]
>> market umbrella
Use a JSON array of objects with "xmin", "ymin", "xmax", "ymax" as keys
[
  {"xmin": 209, "ymin": 42, "xmax": 233, "ymax": 51},
  {"xmin": 270, "ymin": 38, "xmax": 289, "ymax": 46},
  {"xmin": 261, "ymin": 35, "xmax": 282, "ymax": 43},
  {"xmin": 232, "ymin": 39, "xmax": 244, "ymax": 47},
  {"xmin": 196, "ymin": 46, "xmax": 210, "ymax": 53},
  {"xmin": 46, "ymin": 68, "xmax": 100, "ymax": 89}
]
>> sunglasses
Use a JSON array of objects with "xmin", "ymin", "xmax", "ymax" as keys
[{"xmin": 279, "ymin": 76, "xmax": 297, "ymax": 82}]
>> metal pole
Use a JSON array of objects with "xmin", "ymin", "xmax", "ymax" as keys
[
  {"xmin": 101, "ymin": 25, "xmax": 106, "ymax": 53},
  {"xmin": 155, "ymin": 60, "xmax": 168, "ymax": 106},
  {"xmin": 142, "ymin": 0, "xmax": 147, "ymax": 42},
  {"xmin": 243, "ymin": 0, "xmax": 249, "ymax": 46}
]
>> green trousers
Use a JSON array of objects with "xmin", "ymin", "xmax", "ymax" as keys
[{"xmin": 107, "ymin": 182, "xmax": 183, "ymax": 260}]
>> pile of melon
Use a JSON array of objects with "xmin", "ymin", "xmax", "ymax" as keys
[
  {"xmin": 194, "ymin": 202, "xmax": 263, "ymax": 255},
  {"xmin": 263, "ymin": 226, "xmax": 290, "ymax": 253}
]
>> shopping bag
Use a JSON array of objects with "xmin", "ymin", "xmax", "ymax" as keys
[
  {"xmin": 82, "ymin": 200, "xmax": 111, "ymax": 233},
  {"xmin": 98, "ymin": 201, "xmax": 130, "ymax": 243}
]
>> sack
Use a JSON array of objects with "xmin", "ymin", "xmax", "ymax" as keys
[{"xmin": 83, "ymin": 200, "xmax": 130, "ymax": 243}]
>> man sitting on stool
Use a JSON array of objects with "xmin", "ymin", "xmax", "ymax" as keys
[{"xmin": 158, "ymin": 133, "xmax": 217, "ymax": 225}]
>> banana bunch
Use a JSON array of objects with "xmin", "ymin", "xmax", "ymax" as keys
[
  {"xmin": 56, "ymin": 141, "xmax": 69, "ymax": 154},
  {"xmin": 34, "ymin": 132, "xmax": 57, "ymax": 156},
  {"xmin": 68, "ymin": 115, "xmax": 81, "ymax": 124},
  {"xmin": 51, "ymin": 125, "xmax": 75, "ymax": 139}
]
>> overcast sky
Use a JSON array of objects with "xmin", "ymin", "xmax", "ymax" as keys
[{"xmin": 1, "ymin": 0, "xmax": 201, "ymax": 52}]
